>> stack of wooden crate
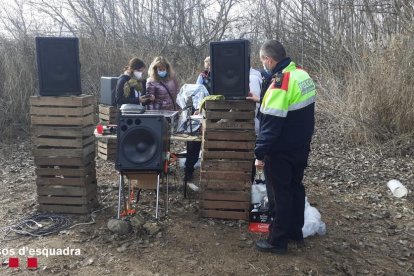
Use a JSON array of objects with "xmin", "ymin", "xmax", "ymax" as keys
[
  {"xmin": 98, "ymin": 104, "xmax": 117, "ymax": 125},
  {"xmin": 30, "ymin": 95, "xmax": 98, "ymax": 214},
  {"xmin": 98, "ymin": 104, "xmax": 118, "ymax": 161},
  {"xmin": 200, "ymin": 100, "xmax": 256, "ymax": 220}
]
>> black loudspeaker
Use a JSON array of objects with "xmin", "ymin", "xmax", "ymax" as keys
[
  {"xmin": 116, "ymin": 115, "xmax": 169, "ymax": 172},
  {"xmin": 35, "ymin": 37, "xmax": 81, "ymax": 96},
  {"xmin": 210, "ymin": 39, "xmax": 250, "ymax": 99},
  {"xmin": 100, "ymin": 76, "xmax": 119, "ymax": 106}
]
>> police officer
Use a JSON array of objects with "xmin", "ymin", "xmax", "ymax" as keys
[{"xmin": 248, "ymin": 40, "xmax": 316, "ymax": 254}]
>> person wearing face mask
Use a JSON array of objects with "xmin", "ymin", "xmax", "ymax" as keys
[
  {"xmin": 146, "ymin": 56, "xmax": 179, "ymax": 111},
  {"xmin": 247, "ymin": 40, "xmax": 316, "ymax": 254},
  {"xmin": 115, "ymin": 57, "xmax": 154, "ymax": 107}
]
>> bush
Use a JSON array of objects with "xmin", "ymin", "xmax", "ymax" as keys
[{"xmin": 318, "ymin": 34, "xmax": 414, "ymax": 153}]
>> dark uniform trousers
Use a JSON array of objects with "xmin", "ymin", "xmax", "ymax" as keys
[
  {"xmin": 264, "ymin": 145, "xmax": 310, "ymax": 246},
  {"xmin": 184, "ymin": 141, "xmax": 202, "ymax": 179}
]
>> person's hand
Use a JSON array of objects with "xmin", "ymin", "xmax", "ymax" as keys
[
  {"xmin": 246, "ymin": 92, "xmax": 260, "ymax": 103},
  {"xmin": 139, "ymin": 94, "xmax": 154, "ymax": 104},
  {"xmin": 255, "ymin": 159, "xmax": 264, "ymax": 169},
  {"xmin": 194, "ymin": 110, "xmax": 200, "ymax": 115}
]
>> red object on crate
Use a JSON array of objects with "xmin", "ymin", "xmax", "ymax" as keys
[{"xmin": 96, "ymin": 124, "xmax": 103, "ymax": 134}]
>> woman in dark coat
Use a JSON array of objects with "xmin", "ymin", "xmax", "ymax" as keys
[{"xmin": 115, "ymin": 58, "xmax": 154, "ymax": 107}]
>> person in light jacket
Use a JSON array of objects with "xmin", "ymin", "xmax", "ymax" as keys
[{"xmin": 146, "ymin": 56, "xmax": 179, "ymax": 111}]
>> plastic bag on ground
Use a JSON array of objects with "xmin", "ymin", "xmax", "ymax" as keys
[{"xmin": 302, "ymin": 197, "xmax": 326, "ymax": 238}]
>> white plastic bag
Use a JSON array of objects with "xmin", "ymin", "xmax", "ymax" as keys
[
  {"xmin": 302, "ymin": 197, "xmax": 326, "ymax": 238},
  {"xmin": 251, "ymin": 183, "xmax": 267, "ymax": 204},
  {"xmin": 178, "ymin": 151, "xmax": 201, "ymax": 168}
]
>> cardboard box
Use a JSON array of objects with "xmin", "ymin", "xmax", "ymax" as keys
[
  {"xmin": 249, "ymin": 207, "xmax": 271, "ymax": 233},
  {"xmin": 126, "ymin": 173, "xmax": 158, "ymax": 189}
]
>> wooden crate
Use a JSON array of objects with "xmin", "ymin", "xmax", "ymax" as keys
[
  {"xmin": 37, "ymin": 188, "xmax": 97, "ymax": 214},
  {"xmin": 98, "ymin": 104, "xmax": 118, "ymax": 124},
  {"xmin": 203, "ymin": 100, "xmax": 255, "ymax": 131},
  {"xmin": 200, "ymin": 191, "xmax": 250, "ymax": 220},
  {"xmin": 35, "ymin": 154, "xmax": 98, "ymax": 214},
  {"xmin": 30, "ymin": 95, "xmax": 98, "ymax": 214},
  {"xmin": 97, "ymin": 140, "xmax": 117, "ymax": 161},
  {"xmin": 30, "ymin": 95, "xmax": 95, "ymax": 127},
  {"xmin": 199, "ymin": 100, "xmax": 255, "ymax": 220},
  {"xmin": 202, "ymin": 130, "xmax": 255, "ymax": 160}
]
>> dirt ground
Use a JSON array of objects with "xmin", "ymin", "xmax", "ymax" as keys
[{"xmin": 0, "ymin": 115, "xmax": 413, "ymax": 276}]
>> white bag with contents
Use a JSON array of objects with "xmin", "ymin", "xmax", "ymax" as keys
[{"xmin": 302, "ymin": 197, "xmax": 326, "ymax": 238}]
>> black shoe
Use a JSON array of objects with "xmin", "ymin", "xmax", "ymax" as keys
[{"xmin": 255, "ymin": 240, "xmax": 287, "ymax": 254}]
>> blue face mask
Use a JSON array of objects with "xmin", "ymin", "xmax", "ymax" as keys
[{"xmin": 157, "ymin": 70, "xmax": 167, "ymax": 78}]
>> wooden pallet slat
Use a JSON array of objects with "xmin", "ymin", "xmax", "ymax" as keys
[
  {"xmin": 35, "ymin": 162, "xmax": 95, "ymax": 176},
  {"xmin": 38, "ymin": 196, "xmax": 98, "ymax": 214},
  {"xmin": 205, "ymin": 111, "xmax": 254, "ymax": 120},
  {"xmin": 31, "ymin": 113, "xmax": 95, "ymax": 126},
  {"xmin": 37, "ymin": 183, "xmax": 97, "ymax": 196},
  {"xmin": 200, "ymin": 209, "xmax": 248, "ymax": 220},
  {"xmin": 203, "ymin": 130, "xmax": 255, "ymax": 141},
  {"xmin": 98, "ymin": 140, "xmax": 117, "ymax": 149},
  {"xmin": 33, "ymin": 142, "xmax": 95, "ymax": 157},
  {"xmin": 201, "ymin": 190, "xmax": 250, "ymax": 202},
  {"xmin": 201, "ymin": 171, "xmax": 251, "ymax": 181},
  {"xmin": 200, "ymin": 178, "xmax": 250, "ymax": 191},
  {"xmin": 202, "ymin": 151, "xmax": 254, "ymax": 160},
  {"xmin": 31, "ymin": 125, "xmax": 95, "ymax": 138},
  {"xmin": 98, "ymin": 146, "xmax": 117, "ymax": 154},
  {"xmin": 30, "ymin": 94, "xmax": 94, "ymax": 107},
  {"xmin": 200, "ymin": 200, "xmax": 249, "ymax": 210},
  {"xmin": 33, "ymin": 135, "xmax": 95, "ymax": 148},
  {"xmin": 38, "ymin": 195, "xmax": 95, "ymax": 205},
  {"xmin": 204, "ymin": 100, "xmax": 255, "ymax": 111},
  {"xmin": 203, "ymin": 120, "xmax": 254, "ymax": 130},
  {"xmin": 36, "ymin": 173, "xmax": 96, "ymax": 186},
  {"xmin": 30, "ymin": 105, "xmax": 94, "ymax": 116},
  {"xmin": 34, "ymin": 154, "xmax": 95, "ymax": 166},
  {"xmin": 201, "ymin": 160, "xmax": 252, "ymax": 172},
  {"xmin": 203, "ymin": 140, "xmax": 255, "ymax": 151}
]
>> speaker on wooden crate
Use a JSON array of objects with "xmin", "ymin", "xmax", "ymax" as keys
[
  {"xmin": 100, "ymin": 76, "xmax": 118, "ymax": 106},
  {"xmin": 116, "ymin": 115, "xmax": 169, "ymax": 172},
  {"xmin": 210, "ymin": 39, "xmax": 250, "ymax": 99},
  {"xmin": 35, "ymin": 37, "xmax": 81, "ymax": 96}
]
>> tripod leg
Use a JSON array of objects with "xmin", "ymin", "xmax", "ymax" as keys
[
  {"xmin": 117, "ymin": 173, "xmax": 123, "ymax": 219},
  {"xmin": 122, "ymin": 177, "xmax": 127, "ymax": 214},
  {"xmin": 184, "ymin": 178, "xmax": 187, "ymax": 199},
  {"xmin": 156, "ymin": 174, "xmax": 160, "ymax": 219},
  {"xmin": 166, "ymin": 172, "xmax": 169, "ymax": 214}
]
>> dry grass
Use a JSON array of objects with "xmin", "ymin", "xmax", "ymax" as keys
[
  {"xmin": 317, "ymin": 34, "xmax": 414, "ymax": 155},
  {"xmin": 0, "ymin": 38, "xmax": 37, "ymax": 138}
]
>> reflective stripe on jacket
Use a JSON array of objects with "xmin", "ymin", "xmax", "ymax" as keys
[
  {"xmin": 260, "ymin": 62, "xmax": 316, "ymax": 117},
  {"xmin": 255, "ymin": 62, "xmax": 316, "ymax": 160}
]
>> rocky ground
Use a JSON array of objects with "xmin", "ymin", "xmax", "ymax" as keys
[{"xmin": 0, "ymin": 114, "xmax": 413, "ymax": 275}]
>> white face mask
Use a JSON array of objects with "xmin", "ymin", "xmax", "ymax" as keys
[{"xmin": 133, "ymin": 71, "xmax": 143, "ymax": 80}]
